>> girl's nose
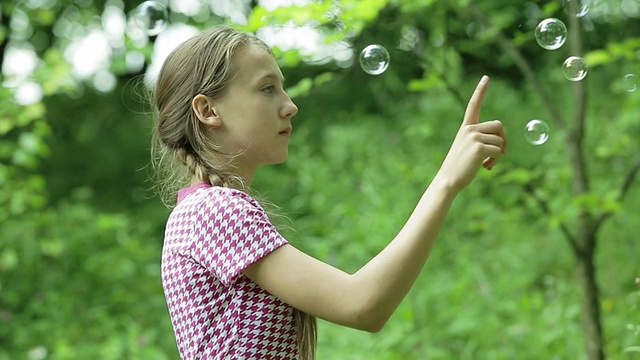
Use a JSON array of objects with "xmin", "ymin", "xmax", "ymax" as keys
[{"xmin": 282, "ymin": 95, "xmax": 298, "ymax": 119}]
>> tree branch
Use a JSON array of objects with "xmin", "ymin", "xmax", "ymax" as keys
[
  {"xmin": 468, "ymin": 4, "xmax": 567, "ymax": 131},
  {"xmin": 567, "ymin": 2, "xmax": 590, "ymax": 196},
  {"xmin": 522, "ymin": 182, "xmax": 582, "ymax": 257},
  {"xmin": 595, "ymin": 156, "xmax": 640, "ymax": 227},
  {"xmin": 0, "ymin": 8, "xmax": 12, "ymax": 81},
  {"xmin": 617, "ymin": 156, "xmax": 640, "ymax": 204},
  {"xmin": 430, "ymin": 66, "xmax": 467, "ymax": 110}
]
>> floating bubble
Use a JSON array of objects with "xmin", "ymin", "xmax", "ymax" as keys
[
  {"xmin": 359, "ymin": 44, "xmax": 390, "ymax": 75},
  {"xmin": 132, "ymin": 1, "xmax": 168, "ymax": 36},
  {"xmin": 398, "ymin": 26, "xmax": 421, "ymax": 52},
  {"xmin": 562, "ymin": 56, "xmax": 588, "ymax": 82},
  {"xmin": 535, "ymin": 18, "xmax": 567, "ymax": 50},
  {"xmin": 466, "ymin": 22, "xmax": 485, "ymax": 39},
  {"xmin": 623, "ymin": 74, "xmax": 638, "ymax": 92},
  {"xmin": 562, "ymin": 0, "xmax": 590, "ymax": 18},
  {"xmin": 524, "ymin": 119, "xmax": 550, "ymax": 145}
]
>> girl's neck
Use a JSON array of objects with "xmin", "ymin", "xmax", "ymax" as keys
[{"xmin": 189, "ymin": 173, "xmax": 253, "ymax": 190}]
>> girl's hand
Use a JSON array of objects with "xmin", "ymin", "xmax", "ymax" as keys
[{"xmin": 435, "ymin": 75, "xmax": 507, "ymax": 192}]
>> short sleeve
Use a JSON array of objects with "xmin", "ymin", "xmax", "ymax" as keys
[{"xmin": 191, "ymin": 189, "xmax": 288, "ymax": 286}]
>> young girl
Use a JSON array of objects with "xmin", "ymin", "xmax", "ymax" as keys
[{"xmin": 153, "ymin": 25, "xmax": 507, "ymax": 360}]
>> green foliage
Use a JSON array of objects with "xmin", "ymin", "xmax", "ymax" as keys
[
  {"xmin": 0, "ymin": 88, "xmax": 49, "ymax": 221},
  {"xmin": 1, "ymin": 0, "xmax": 639, "ymax": 359},
  {"xmin": 0, "ymin": 196, "xmax": 176, "ymax": 359}
]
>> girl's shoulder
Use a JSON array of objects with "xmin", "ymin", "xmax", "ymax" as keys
[{"xmin": 178, "ymin": 183, "xmax": 262, "ymax": 211}]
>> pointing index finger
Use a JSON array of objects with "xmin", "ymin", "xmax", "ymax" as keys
[{"xmin": 463, "ymin": 75, "xmax": 490, "ymax": 125}]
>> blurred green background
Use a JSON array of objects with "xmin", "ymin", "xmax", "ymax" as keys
[{"xmin": 1, "ymin": 0, "xmax": 639, "ymax": 359}]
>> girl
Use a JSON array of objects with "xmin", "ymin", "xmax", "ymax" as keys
[{"xmin": 153, "ymin": 25, "xmax": 507, "ymax": 360}]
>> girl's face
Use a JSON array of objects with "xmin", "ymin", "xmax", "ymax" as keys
[{"xmin": 209, "ymin": 43, "xmax": 298, "ymax": 177}]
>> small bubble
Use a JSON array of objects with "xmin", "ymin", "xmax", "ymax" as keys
[
  {"xmin": 132, "ymin": 1, "xmax": 168, "ymax": 36},
  {"xmin": 466, "ymin": 22, "xmax": 485, "ymax": 39},
  {"xmin": 535, "ymin": 18, "xmax": 567, "ymax": 50},
  {"xmin": 398, "ymin": 26, "xmax": 421, "ymax": 52},
  {"xmin": 623, "ymin": 74, "xmax": 638, "ymax": 92},
  {"xmin": 524, "ymin": 119, "xmax": 550, "ymax": 145},
  {"xmin": 359, "ymin": 44, "xmax": 390, "ymax": 75},
  {"xmin": 562, "ymin": 0, "xmax": 590, "ymax": 18},
  {"xmin": 635, "ymin": 277, "xmax": 640, "ymax": 285},
  {"xmin": 563, "ymin": 56, "xmax": 588, "ymax": 82}
]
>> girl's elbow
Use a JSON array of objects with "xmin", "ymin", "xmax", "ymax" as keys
[
  {"xmin": 365, "ymin": 318, "xmax": 387, "ymax": 333},
  {"xmin": 342, "ymin": 281, "xmax": 391, "ymax": 332},
  {"xmin": 352, "ymin": 307, "xmax": 389, "ymax": 333}
]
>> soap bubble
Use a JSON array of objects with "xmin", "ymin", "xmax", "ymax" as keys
[
  {"xmin": 359, "ymin": 44, "xmax": 390, "ymax": 75},
  {"xmin": 535, "ymin": 18, "xmax": 567, "ymax": 50},
  {"xmin": 623, "ymin": 74, "xmax": 638, "ymax": 92},
  {"xmin": 132, "ymin": 1, "xmax": 168, "ymax": 36},
  {"xmin": 466, "ymin": 22, "xmax": 485, "ymax": 39},
  {"xmin": 524, "ymin": 119, "xmax": 550, "ymax": 145},
  {"xmin": 562, "ymin": 0, "xmax": 590, "ymax": 18},
  {"xmin": 562, "ymin": 56, "xmax": 588, "ymax": 82}
]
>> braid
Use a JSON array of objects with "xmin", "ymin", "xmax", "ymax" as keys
[
  {"xmin": 207, "ymin": 172, "xmax": 225, "ymax": 187},
  {"xmin": 175, "ymin": 147, "xmax": 227, "ymax": 187}
]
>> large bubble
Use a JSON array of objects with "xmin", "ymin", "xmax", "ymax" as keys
[
  {"xmin": 562, "ymin": 56, "xmax": 588, "ymax": 82},
  {"xmin": 524, "ymin": 119, "xmax": 550, "ymax": 145},
  {"xmin": 359, "ymin": 44, "xmax": 390, "ymax": 75},
  {"xmin": 132, "ymin": 1, "xmax": 169, "ymax": 36},
  {"xmin": 535, "ymin": 18, "xmax": 567, "ymax": 50},
  {"xmin": 623, "ymin": 74, "xmax": 638, "ymax": 92},
  {"xmin": 562, "ymin": 0, "xmax": 590, "ymax": 18}
]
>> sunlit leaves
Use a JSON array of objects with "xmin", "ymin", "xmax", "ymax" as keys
[
  {"xmin": 39, "ymin": 48, "xmax": 75, "ymax": 95},
  {"xmin": 286, "ymin": 72, "xmax": 334, "ymax": 98},
  {"xmin": 0, "ymin": 199, "xmax": 175, "ymax": 358},
  {"xmin": 584, "ymin": 38, "xmax": 640, "ymax": 67},
  {"xmin": 246, "ymin": 0, "xmax": 389, "ymax": 43}
]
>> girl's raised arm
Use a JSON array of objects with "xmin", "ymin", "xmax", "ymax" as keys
[{"xmin": 243, "ymin": 75, "xmax": 507, "ymax": 332}]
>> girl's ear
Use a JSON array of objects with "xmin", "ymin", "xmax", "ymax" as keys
[{"xmin": 192, "ymin": 94, "xmax": 222, "ymax": 127}]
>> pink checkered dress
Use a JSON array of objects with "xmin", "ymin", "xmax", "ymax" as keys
[{"xmin": 161, "ymin": 183, "xmax": 298, "ymax": 359}]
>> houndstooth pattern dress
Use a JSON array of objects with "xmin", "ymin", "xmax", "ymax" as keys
[{"xmin": 161, "ymin": 183, "xmax": 298, "ymax": 359}]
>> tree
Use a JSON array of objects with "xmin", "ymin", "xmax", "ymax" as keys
[{"xmin": 467, "ymin": 2, "xmax": 639, "ymax": 358}]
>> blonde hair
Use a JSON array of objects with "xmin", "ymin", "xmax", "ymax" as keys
[{"xmin": 151, "ymin": 25, "xmax": 317, "ymax": 359}]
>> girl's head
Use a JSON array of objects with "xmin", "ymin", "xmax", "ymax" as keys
[{"xmin": 152, "ymin": 25, "xmax": 297, "ymax": 202}]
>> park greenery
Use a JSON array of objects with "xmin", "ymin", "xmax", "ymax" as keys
[{"xmin": 1, "ymin": 0, "xmax": 639, "ymax": 359}]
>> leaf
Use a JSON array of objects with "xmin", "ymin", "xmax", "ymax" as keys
[
  {"xmin": 407, "ymin": 73, "xmax": 442, "ymax": 92},
  {"xmin": 34, "ymin": 8, "xmax": 56, "ymax": 26},
  {"xmin": 287, "ymin": 77, "xmax": 313, "ymax": 98},
  {"xmin": 18, "ymin": 133, "xmax": 40, "ymax": 155},
  {"xmin": 12, "ymin": 149, "xmax": 38, "ymax": 169},
  {"xmin": 314, "ymin": 72, "xmax": 335, "ymax": 86},
  {"xmin": 584, "ymin": 49, "xmax": 612, "ymax": 67},
  {"xmin": 0, "ymin": 117, "xmax": 15, "ymax": 135},
  {"xmin": 245, "ymin": 6, "xmax": 270, "ymax": 31},
  {"xmin": 22, "ymin": 103, "xmax": 46, "ymax": 122},
  {"xmin": 40, "ymin": 240, "xmax": 65, "ymax": 258},
  {"xmin": 499, "ymin": 168, "xmax": 535, "ymax": 185},
  {"xmin": 0, "ymin": 249, "xmax": 19, "ymax": 270},
  {"xmin": 584, "ymin": 38, "xmax": 640, "ymax": 67}
]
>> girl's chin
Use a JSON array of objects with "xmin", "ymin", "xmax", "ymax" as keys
[{"xmin": 262, "ymin": 153, "xmax": 288, "ymax": 166}]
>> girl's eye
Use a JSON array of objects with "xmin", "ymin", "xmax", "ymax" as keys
[{"xmin": 262, "ymin": 85, "xmax": 274, "ymax": 94}]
